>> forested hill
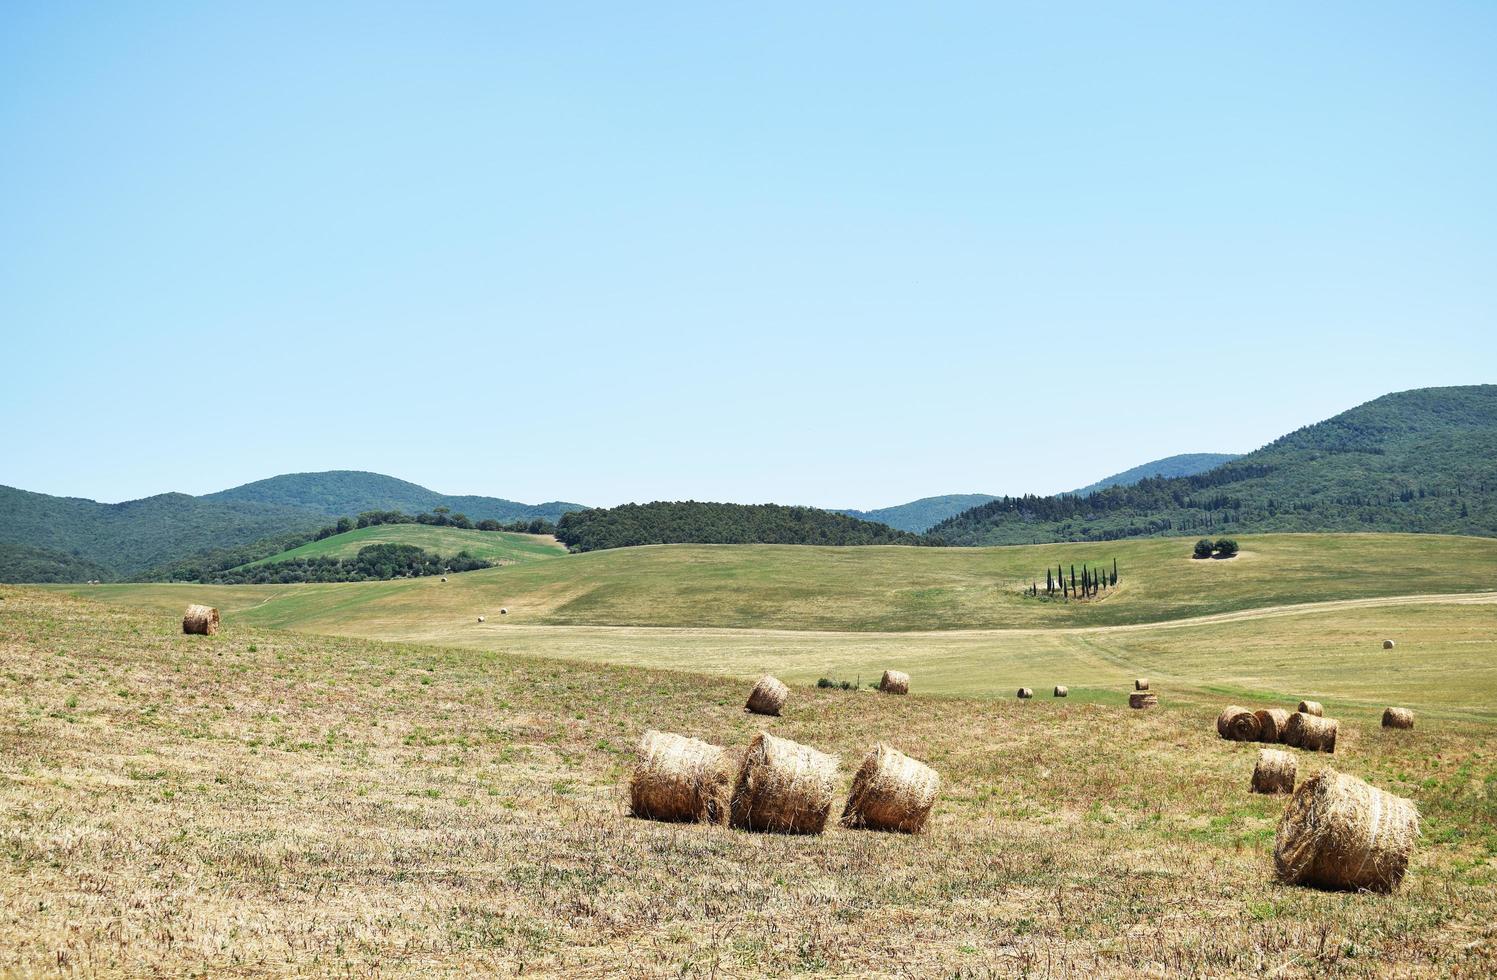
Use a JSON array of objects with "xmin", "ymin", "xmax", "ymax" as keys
[
  {"xmin": 554, "ymin": 502, "xmax": 923, "ymax": 552},
  {"xmin": 1066, "ymin": 453, "xmax": 1241, "ymax": 496},
  {"xmin": 205, "ymin": 471, "xmax": 584, "ymax": 525},
  {"xmin": 836, "ymin": 494, "xmax": 999, "ymax": 532},
  {"xmin": 928, "ymin": 385, "xmax": 1497, "ymax": 546}
]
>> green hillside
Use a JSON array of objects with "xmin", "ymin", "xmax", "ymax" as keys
[
  {"xmin": 244, "ymin": 524, "xmax": 565, "ymax": 568},
  {"xmin": 205, "ymin": 470, "xmax": 584, "ymax": 525},
  {"xmin": 836, "ymin": 493, "xmax": 999, "ymax": 532},
  {"xmin": 0, "ymin": 543, "xmax": 112, "ymax": 584},
  {"xmin": 554, "ymin": 500, "xmax": 921, "ymax": 551},
  {"xmin": 1066, "ymin": 452, "xmax": 1241, "ymax": 495},
  {"xmin": 930, "ymin": 385, "xmax": 1497, "ymax": 545}
]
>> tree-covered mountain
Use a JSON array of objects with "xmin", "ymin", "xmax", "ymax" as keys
[
  {"xmin": 555, "ymin": 501, "xmax": 923, "ymax": 552},
  {"xmin": 0, "ymin": 472, "xmax": 584, "ymax": 581},
  {"xmin": 1066, "ymin": 453, "xmax": 1241, "ymax": 496},
  {"xmin": 928, "ymin": 385, "xmax": 1497, "ymax": 546},
  {"xmin": 836, "ymin": 494, "xmax": 1000, "ymax": 532},
  {"xmin": 205, "ymin": 471, "xmax": 583, "ymax": 524}
]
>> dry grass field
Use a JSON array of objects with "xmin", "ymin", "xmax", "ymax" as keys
[{"xmin": 3, "ymin": 587, "xmax": 1496, "ymax": 977}]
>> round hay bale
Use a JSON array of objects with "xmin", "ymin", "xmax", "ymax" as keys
[
  {"xmin": 1016, "ymin": 687, "xmax": 1034, "ymax": 699},
  {"xmin": 1297, "ymin": 700, "xmax": 1324, "ymax": 717},
  {"xmin": 879, "ymin": 670, "xmax": 910, "ymax": 695},
  {"xmin": 477, "ymin": 615, "xmax": 486, "ymax": 623},
  {"xmin": 731, "ymin": 732, "xmax": 838, "ymax": 834},
  {"xmin": 1053, "ymin": 685, "xmax": 1069, "ymax": 698},
  {"xmin": 745, "ymin": 674, "xmax": 789, "ymax": 716},
  {"xmin": 1382, "ymin": 639, "xmax": 1395, "ymax": 650},
  {"xmin": 1253, "ymin": 707, "xmax": 1291, "ymax": 743},
  {"xmin": 1217, "ymin": 705, "xmax": 1261, "ymax": 741},
  {"xmin": 1283, "ymin": 712, "xmax": 1338, "ymax": 753},
  {"xmin": 1382, "ymin": 707, "xmax": 1415, "ymax": 730},
  {"xmin": 500, "ymin": 608, "xmax": 508, "ymax": 615},
  {"xmin": 182, "ymin": 604, "xmax": 220, "ymax": 636},
  {"xmin": 841, "ymin": 742, "xmax": 940, "ymax": 834},
  {"xmin": 1273, "ymin": 768, "xmax": 1419, "ymax": 892},
  {"xmin": 1135, "ymin": 678, "xmax": 1150, "ymax": 691},
  {"xmin": 629, "ymin": 729, "xmax": 733, "ymax": 825},
  {"xmin": 1128, "ymin": 692, "xmax": 1158, "ymax": 709},
  {"xmin": 440, "ymin": 577, "xmax": 447, "ymax": 582},
  {"xmin": 1251, "ymin": 748, "xmax": 1297, "ymax": 794}
]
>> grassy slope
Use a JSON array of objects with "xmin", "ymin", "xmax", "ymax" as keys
[
  {"xmin": 241, "ymin": 524, "xmax": 566, "ymax": 567},
  {"xmin": 2, "ymin": 588, "xmax": 1494, "ymax": 975}
]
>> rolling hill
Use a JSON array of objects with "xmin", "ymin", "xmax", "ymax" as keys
[
  {"xmin": 0, "ymin": 471, "xmax": 585, "ymax": 581},
  {"xmin": 835, "ymin": 493, "xmax": 999, "ymax": 532},
  {"xmin": 929, "ymin": 385, "xmax": 1497, "ymax": 545},
  {"xmin": 241, "ymin": 524, "xmax": 565, "ymax": 569},
  {"xmin": 1066, "ymin": 452, "xmax": 1242, "ymax": 496},
  {"xmin": 553, "ymin": 501, "xmax": 921, "ymax": 551}
]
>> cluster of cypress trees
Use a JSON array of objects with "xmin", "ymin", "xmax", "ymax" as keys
[{"xmin": 1029, "ymin": 558, "xmax": 1118, "ymax": 598}]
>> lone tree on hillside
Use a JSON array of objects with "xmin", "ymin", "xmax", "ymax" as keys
[{"xmin": 1193, "ymin": 538, "xmax": 1215, "ymax": 559}]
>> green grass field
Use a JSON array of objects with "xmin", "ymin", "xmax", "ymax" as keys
[{"xmin": 241, "ymin": 523, "xmax": 566, "ymax": 567}]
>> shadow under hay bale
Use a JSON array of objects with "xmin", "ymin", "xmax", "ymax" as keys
[
  {"xmin": 182, "ymin": 604, "xmax": 219, "ymax": 636},
  {"xmin": 1129, "ymin": 692, "xmax": 1158, "ymax": 709},
  {"xmin": 1283, "ymin": 712, "xmax": 1338, "ymax": 753},
  {"xmin": 1297, "ymin": 700, "xmax": 1324, "ymax": 717},
  {"xmin": 1251, "ymin": 748, "xmax": 1297, "ymax": 794},
  {"xmin": 1382, "ymin": 707, "xmax": 1415, "ymax": 730},
  {"xmin": 1274, "ymin": 768, "xmax": 1419, "ymax": 893},
  {"xmin": 1254, "ymin": 708, "xmax": 1291, "ymax": 743},
  {"xmin": 879, "ymin": 670, "xmax": 910, "ymax": 695},
  {"xmin": 629, "ymin": 729, "xmax": 733, "ymax": 825},
  {"xmin": 841, "ymin": 743, "xmax": 940, "ymax": 834},
  {"xmin": 1053, "ymin": 685, "xmax": 1068, "ymax": 698},
  {"xmin": 731, "ymin": 732, "xmax": 838, "ymax": 834},
  {"xmin": 1135, "ymin": 678, "xmax": 1150, "ymax": 691},
  {"xmin": 1217, "ymin": 705, "xmax": 1261, "ymax": 741},
  {"xmin": 745, "ymin": 674, "xmax": 789, "ymax": 716},
  {"xmin": 1017, "ymin": 687, "xmax": 1034, "ymax": 699}
]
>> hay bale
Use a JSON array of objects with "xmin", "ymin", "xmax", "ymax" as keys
[
  {"xmin": 1016, "ymin": 687, "xmax": 1034, "ymax": 699},
  {"xmin": 745, "ymin": 674, "xmax": 789, "ymax": 716},
  {"xmin": 1053, "ymin": 685, "xmax": 1069, "ymax": 698},
  {"xmin": 841, "ymin": 743, "xmax": 940, "ymax": 834},
  {"xmin": 1251, "ymin": 748, "xmax": 1297, "ymax": 794},
  {"xmin": 1382, "ymin": 639, "xmax": 1395, "ymax": 650},
  {"xmin": 477, "ymin": 615, "xmax": 486, "ymax": 623},
  {"xmin": 629, "ymin": 729, "xmax": 733, "ymax": 824},
  {"xmin": 879, "ymin": 670, "xmax": 910, "ymax": 695},
  {"xmin": 1216, "ymin": 705, "xmax": 1261, "ymax": 741},
  {"xmin": 731, "ymin": 732, "xmax": 838, "ymax": 834},
  {"xmin": 182, "ymin": 604, "xmax": 220, "ymax": 636},
  {"xmin": 1297, "ymin": 700, "xmax": 1324, "ymax": 717},
  {"xmin": 500, "ymin": 608, "xmax": 509, "ymax": 615},
  {"xmin": 1129, "ymin": 692, "xmax": 1158, "ymax": 709},
  {"xmin": 1253, "ymin": 707, "xmax": 1291, "ymax": 743},
  {"xmin": 1135, "ymin": 678, "xmax": 1150, "ymax": 691},
  {"xmin": 1382, "ymin": 707, "xmax": 1415, "ymax": 730},
  {"xmin": 1283, "ymin": 712, "xmax": 1338, "ymax": 753},
  {"xmin": 440, "ymin": 577, "xmax": 447, "ymax": 582},
  {"xmin": 1273, "ymin": 768, "xmax": 1419, "ymax": 892}
]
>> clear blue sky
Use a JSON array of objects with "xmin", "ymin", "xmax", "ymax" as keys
[{"xmin": 3, "ymin": 2, "xmax": 1494, "ymax": 508}]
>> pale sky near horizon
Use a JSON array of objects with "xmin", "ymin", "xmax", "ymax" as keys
[{"xmin": 3, "ymin": 2, "xmax": 1494, "ymax": 509}]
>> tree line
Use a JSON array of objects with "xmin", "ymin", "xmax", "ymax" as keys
[
  {"xmin": 204, "ymin": 543, "xmax": 491, "ymax": 585},
  {"xmin": 1029, "ymin": 558, "xmax": 1118, "ymax": 599},
  {"xmin": 554, "ymin": 501, "xmax": 926, "ymax": 552}
]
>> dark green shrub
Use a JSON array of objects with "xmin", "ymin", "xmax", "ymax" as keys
[{"xmin": 1193, "ymin": 538, "xmax": 1215, "ymax": 559}]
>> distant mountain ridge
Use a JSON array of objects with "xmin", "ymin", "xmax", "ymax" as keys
[
  {"xmin": 928, "ymin": 385, "xmax": 1497, "ymax": 546},
  {"xmin": 0, "ymin": 471, "xmax": 585, "ymax": 581},
  {"xmin": 835, "ymin": 494, "xmax": 1000, "ymax": 533},
  {"xmin": 1066, "ymin": 453, "xmax": 1242, "ymax": 496}
]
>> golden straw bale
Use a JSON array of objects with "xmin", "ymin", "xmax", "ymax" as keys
[
  {"xmin": 731, "ymin": 732, "xmax": 839, "ymax": 834},
  {"xmin": 1297, "ymin": 700, "xmax": 1324, "ymax": 717},
  {"xmin": 1053, "ymin": 685, "xmax": 1068, "ymax": 698},
  {"xmin": 1382, "ymin": 639, "xmax": 1395, "ymax": 650},
  {"xmin": 745, "ymin": 674, "xmax": 789, "ymax": 716},
  {"xmin": 182, "ymin": 604, "xmax": 220, "ymax": 636},
  {"xmin": 879, "ymin": 670, "xmax": 910, "ymax": 695},
  {"xmin": 1129, "ymin": 692, "xmax": 1158, "ymax": 709},
  {"xmin": 1251, "ymin": 748, "xmax": 1297, "ymax": 794},
  {"xmin": 1016, "ymin": 687, "xmax": 1034, "ymax": 699},
  {"xmin": 1274, "ymin": 769, "xmax": 1419, "ymax": 892},
  {"xmin": 1382, "ymin": 707, "xmax": 1415, "ymax": 730},
  {"xmin": 629, "ymin": 730, "xmax": 733, "ymax": 825},
  {"xmin": 841, "ymin": 743, "xmax": 940, "ymax": 834},
  {"xmin": 1254, "ymin": 708, "xmax": 1291, "ymax": 743},
  {"xmin": 1135, "ymin": 678, "xmax": 1150, "ymax": 691},
  {"xmin": 1284, "ymin": 712, "xmax": 1338, "ymax": 753},
  {"xmin": 1216, "ymin": 705, "xmax": 1261, "ymax": 741}
]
